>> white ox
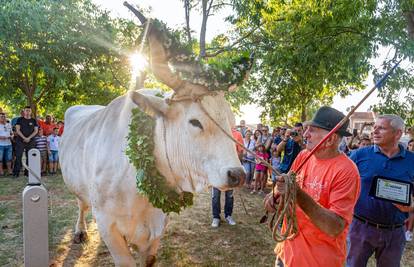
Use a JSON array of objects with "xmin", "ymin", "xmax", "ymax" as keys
[
  {"xmin": 60, "ymin": 88, "xmax": 245, "ymax": 266},
  {"xmin": 60, "ymin": 4, "xmax": 247, "ymax": 265}
]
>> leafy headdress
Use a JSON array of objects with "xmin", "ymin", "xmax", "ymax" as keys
[{"xmin": 123, "ymin": 1, "xmax": 253, "ymax": 213}]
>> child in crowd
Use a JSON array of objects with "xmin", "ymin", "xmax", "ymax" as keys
[
  {"xmin": 251, "ymin": 144, "xmax": 269, "ymax": 195},
  {"xmin": 34, "ymin": 128, "xmax": 48, "ymax": 175},
  {"xmin": 47, "ymin": 127, "xmax": 60, "ymax": 174},
  {"xmin": 0, "ymin": 112, "xmax": 13, "ymax": 176},
  {"xmin": 408, "ymin": 139, "xmax": 414, "ymax": 152},
  {"xmin": 270, "ymin": 149, "xmax": 281, "ymax": 183}
]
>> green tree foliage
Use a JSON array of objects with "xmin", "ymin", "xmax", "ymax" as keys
[
  {"xmin": 228, "ymin": 0, "xmax": 414, "ymax": 124},
  {"xmin": 369, "ymin": 0, "xmax": 414, "ymax": 125},
  {"xmin": 0, "ymin": 0, "xmax": 140, "ymax": 118}
]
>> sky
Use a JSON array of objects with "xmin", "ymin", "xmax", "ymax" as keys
[
  {"xmin": 93, "ymin": 0, "xmax": 405, "ymax": 125},
  {"xmin": 93, "ymin": 0, "xmax": 232, "ymax": 42}
]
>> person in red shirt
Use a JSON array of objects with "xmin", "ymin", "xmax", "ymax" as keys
[
  {"xmin": 38, "ymin": 114, "xmax": 56, "ymax": 136},
  {"xmin": 231, "ymin": 127, "xmax": 244, "ymax": 160},
  {"xmin": 264, "ymin": 106, "xmax": 361, "ymax": 267},
  {"xmin": 57, "ymin": 120, "xmax": 64, "ymax": 136}
]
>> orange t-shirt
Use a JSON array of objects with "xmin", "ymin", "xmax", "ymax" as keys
[
  {"xmin": 38, "ymin": 120, "xmax": 57, "ymax": 136},
  {"xmin": 232, "ymin": 129, "xmax": 244, "ymax": 155},
  {"xmin": 275, "ymin": 150, "xmax": 360, "ymax": 267}
]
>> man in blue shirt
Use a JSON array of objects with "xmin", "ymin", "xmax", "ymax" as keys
[
  {"xmin": 276, "ymin": 129, "xmax": 302, "ymax": 173},
  {"xmin": 272, "ymin": 126, "xmax": 283, "ymax": 146},
  {"xmin": 347, "ymin": 114, "xmax": 414, "ymax": 267}
]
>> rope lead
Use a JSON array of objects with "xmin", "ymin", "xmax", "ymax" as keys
[{"xmin": 198, "ymin": 101, "xmax": 298, "ymax": 242}]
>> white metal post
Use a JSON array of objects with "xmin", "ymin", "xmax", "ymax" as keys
[{"xmin": 22, "ymin": 148, "xmax": 49, "ymax": 267}]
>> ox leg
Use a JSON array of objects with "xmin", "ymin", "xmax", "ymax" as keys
[
  {"xmin": 133, "ymin": 237, "xmax": 161, "ymax": 267},
  {"xmin": 144, "ymin": 238, "xmax": 161, "ymax": 267},
  {"xmin": 96, "ymin": 213, "xmax": 135, "ymax": 267},
  {"xmin": 74, "ymin": 198, "xmax": 89, "ymax": 244}
]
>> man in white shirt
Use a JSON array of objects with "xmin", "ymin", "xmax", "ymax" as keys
[{"xmin": 0, "ymin": 113, "xmax": 13, "ymax": 175}]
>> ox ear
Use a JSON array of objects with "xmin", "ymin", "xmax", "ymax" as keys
[{"xmin": 129, "ymin": 90, "xmax": 168, "ymax": 117}]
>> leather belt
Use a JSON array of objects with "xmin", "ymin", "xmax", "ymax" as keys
[{"xmin": 353, "ymin": 214, "xmax": 403, "ymax": 230}]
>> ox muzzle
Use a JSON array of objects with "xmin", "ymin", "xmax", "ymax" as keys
[{"xmin": 226, "ymin": 167, "xmax": 246, "ymax": 188}]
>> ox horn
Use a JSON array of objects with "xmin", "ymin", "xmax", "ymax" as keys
[
  {"xmin": 123, "ymin": 1, "xmax": 147, "ymax": 24},
  {"xmin": 124, "ymin": 1, "xmax": 189, "ymax": 92}
]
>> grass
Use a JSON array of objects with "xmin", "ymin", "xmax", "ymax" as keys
[{"xmin": 0, "ymin": 174, "xmax": 413, "ymax": 266}]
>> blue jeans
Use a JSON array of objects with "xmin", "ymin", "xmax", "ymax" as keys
[
  {"xmin": 0, "ymin": 145, "xmax": 12, "ymax": 162},
  {"xmin": 242, "ymin": 159, "xmax": 255, "ymax": 184},
  {"xmin": 211, "ymin": 187, "xmax": 233, "ymax": 219},
  {"xmin": 346, "ymin": 218, "xmax": 406, "ymax": 267},
  {"xmin": 48, "ymin": 150, "xmax": 59, "ymax": 162}
]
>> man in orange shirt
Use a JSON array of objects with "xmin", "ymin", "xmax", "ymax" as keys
[
  {"xmin": 232, "ymin": 127, "xmax": 244, "ymax": 160},
  {"xmin": 38, "ymin": 114, "xmax": 56, "ymax": 136},
  {"xmin": 264, "ymin": 106, "xmax": 361, "ymax": 267}
]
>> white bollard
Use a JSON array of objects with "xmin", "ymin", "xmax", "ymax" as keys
[{"xmin": 22, "ymin": 148, "xmax": 49, "ymax": 267}]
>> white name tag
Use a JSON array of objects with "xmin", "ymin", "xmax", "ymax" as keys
[{"xmin": 370, "ymin": 176, "xmax": 412, "ymax": 206}]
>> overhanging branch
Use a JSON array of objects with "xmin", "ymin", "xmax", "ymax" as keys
[{"xmin": 204, "ymin": 25, "xmax": 261, "ymax": 57}]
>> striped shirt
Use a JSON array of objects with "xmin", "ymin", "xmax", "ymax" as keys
[{"xmin": 34, "ymin": 135, "xmax": 48, "ymax": 151}]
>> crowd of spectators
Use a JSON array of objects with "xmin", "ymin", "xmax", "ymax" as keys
[
  {"xmin": 0, "ymin": 106, "xmax": 64, "ymax": 177},
  {"xmin": 238, "ymin": 114, "xmax": 414, "ymax": 266},
  {"xmin": 235, "ymin": 119, "xmax": 414, "ymax": 196}
]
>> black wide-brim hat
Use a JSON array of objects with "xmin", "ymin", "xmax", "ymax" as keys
[{"xmin": 307, "ymin": 106, "xmax": 352, "ymax": 137}]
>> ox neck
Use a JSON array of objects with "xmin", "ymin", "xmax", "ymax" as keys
[{"xmin": 155, "ymin": 117, "xmax": 196, "ymax": 193}]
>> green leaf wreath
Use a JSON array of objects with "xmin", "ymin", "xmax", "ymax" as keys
[
  {"xmin": 145, "ymin": 19, "xmax": 253, "ymax": 91},
  {"xmin": 126, "ymin": 108, "xmax": 193, "ymax": 213}
]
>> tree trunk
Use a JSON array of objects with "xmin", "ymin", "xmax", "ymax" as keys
[
  {"xmin": 300, "ymin": 103, "xmax": 307, "ymax": 122},
  {"xmin": 22, "ymin": 72, "xmax": 38, "ymax": 118},
  {"xmin": 28, "ymin": 99, "xmax": 37, "ymax": 119},
  {"xmin": 184, "ymin": 0, "xmax": 192, "ymax": 44},
  {"xmin": 135, "ymin": 71, "xmax": 147, "ymax": 90},
  {"xmin": 199, "ymin": 0, "xmax": 210, "ymax": 57},
  {"xmin": 406, "ymin": 11, "xmax": 414, "ymax": 39}
]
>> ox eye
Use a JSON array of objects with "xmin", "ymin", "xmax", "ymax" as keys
[{"xmin": 189, "ymin": 119, "xmax": 203, "ymax": 130}]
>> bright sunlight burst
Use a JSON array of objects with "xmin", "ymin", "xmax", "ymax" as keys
[{"xmin": 129, "ymin": 52, "xmax": 148, "ymax": 77}]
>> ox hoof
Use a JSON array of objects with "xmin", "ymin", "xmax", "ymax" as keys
[
  {"xmin": 145, "ymin": 255, "xmax": 156, "ymax": 267},
  {"xmin": 73, "ymin": 231, "xmax": 88, "ymax": 244}
]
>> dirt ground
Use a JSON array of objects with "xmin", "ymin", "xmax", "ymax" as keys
[{"xmin": 1, "ymin": 174, "xmax": 414, "ymax": 266}]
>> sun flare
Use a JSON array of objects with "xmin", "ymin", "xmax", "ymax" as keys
[{"xmin": 129, "ymin": 52, "xmax": 148, "ymax": 76}]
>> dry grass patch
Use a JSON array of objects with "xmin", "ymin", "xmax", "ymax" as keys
[{"xmin": 1, "ymin": 174, "xmax": 414, "ymax": 267}]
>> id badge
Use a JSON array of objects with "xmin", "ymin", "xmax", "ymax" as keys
[{"xmin": 369, "ymin": 176, "xmax": 413, "ymax": 206}]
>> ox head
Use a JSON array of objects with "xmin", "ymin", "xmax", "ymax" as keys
[{"xmin": 124, "ymin": 2, "xmax": 248, "ymax": 192}]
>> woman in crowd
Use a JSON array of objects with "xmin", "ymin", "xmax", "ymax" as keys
[
  {"xmin": 242, "ymin": 130, "xmax": 255, "ymax": 189},
  {"xmin": 253, "ymin": 129, "xmax": 263, "ymax": 147}
]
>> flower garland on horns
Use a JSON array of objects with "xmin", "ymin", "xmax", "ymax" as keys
[{"xmin": 146, "ymin": 19, "xmax": 253, "ymax": 91}]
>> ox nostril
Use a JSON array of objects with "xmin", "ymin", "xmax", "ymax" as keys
[{"xmin": 227, "ymin": 168, "xmax": 246, "ymax": 187}]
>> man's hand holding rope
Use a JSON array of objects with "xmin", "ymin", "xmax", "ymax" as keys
[{"xmin": 263, "ymin": 172, "xmax": 299, "ymax": 242}]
